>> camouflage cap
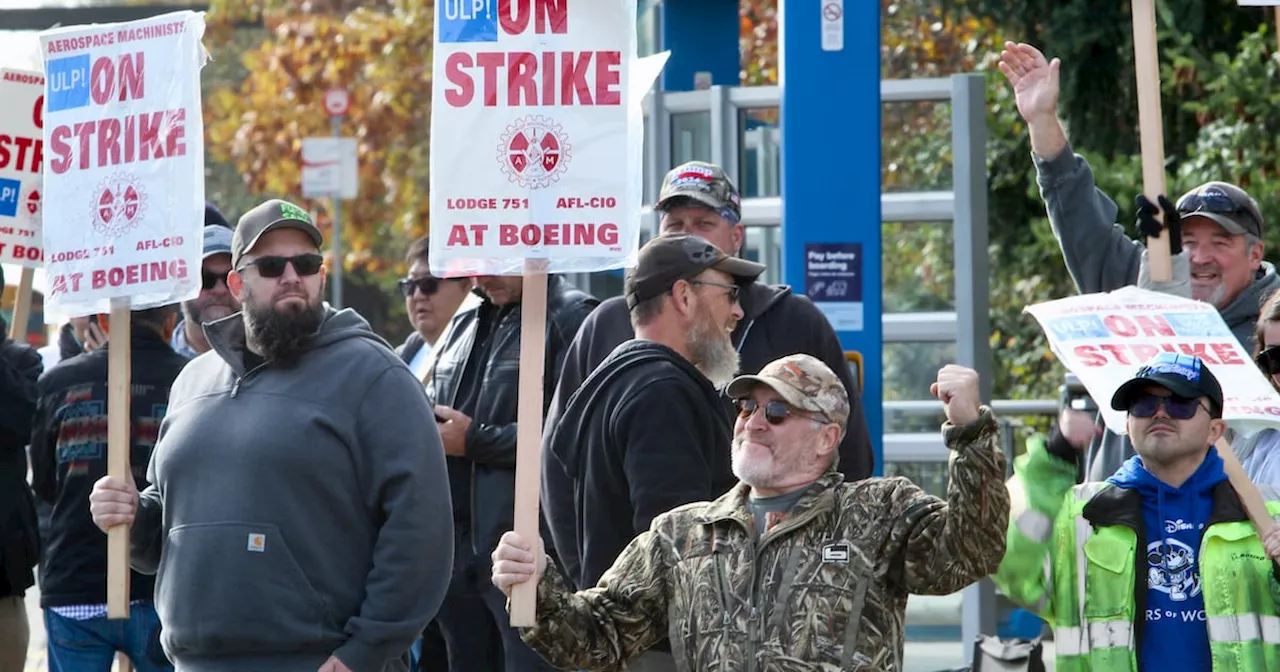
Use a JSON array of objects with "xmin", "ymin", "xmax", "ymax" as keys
[
  {"xmin": 726, "ymin": 354, "xmax": 849, "ymax": 433},
  {"xmin": 656, "ymin": 161, "xmax": 742, "ymax": 223}
]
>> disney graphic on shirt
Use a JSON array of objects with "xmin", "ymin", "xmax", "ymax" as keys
[{"xmin": 1147, "ymin": 536, "xmax": 1201, "ymax": 602}]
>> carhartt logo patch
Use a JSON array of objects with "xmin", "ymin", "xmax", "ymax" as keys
[
  {"xmin": 822, "ymin": 541, "xmax": 850, "ymax": 565},
  {"xmin": 247, "ymin": 533, "xmax": 266, "ymax": 552}
]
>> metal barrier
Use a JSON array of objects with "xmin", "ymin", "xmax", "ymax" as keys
[{"xmin": 569, "ymin": 72, "xmax": 1063, "ymax": 649}]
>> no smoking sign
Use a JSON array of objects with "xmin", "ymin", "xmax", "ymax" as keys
[
  {"xmin": 324, "ymin": 88, "xmax": 349, "ymax": 117},
  {"xmin": 821, "ymin": 0, "xmax": 844, "ymax": 52}
]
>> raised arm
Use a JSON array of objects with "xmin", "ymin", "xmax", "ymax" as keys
[
  {"xmin": 999, "ymin": 41, "xmax": 1142, "ymax": 293},
  {"xmin": 886, "ymin": 366, "xmax": 1010, "ymax": 594}
]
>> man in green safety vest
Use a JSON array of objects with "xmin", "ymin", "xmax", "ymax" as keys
[{"xmin": 996, "ymin": 352, "xmax": 1280, "ymax": 670}]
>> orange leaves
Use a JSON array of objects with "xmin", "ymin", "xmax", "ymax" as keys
[{"xmin": 203, "ymin": 0, "xmax": 434, "ymax": 273}]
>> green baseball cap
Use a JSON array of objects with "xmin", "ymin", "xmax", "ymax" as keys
[{"xmin": 232, "ymin": 199, "xmax": 324, "ymax": 268}]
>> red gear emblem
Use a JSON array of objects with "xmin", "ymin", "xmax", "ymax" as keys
[
  {"xmin": 91, "ymin": 173, "xmax": 147, "ymax": 236},
  {"xmin": 497, "ymin": 115, "xmax": 572, "ymax": 189}
]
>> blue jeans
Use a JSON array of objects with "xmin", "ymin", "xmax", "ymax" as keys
[{"xmin": 44, "ymin": 603, "xmax": 172, "ymax": 672}]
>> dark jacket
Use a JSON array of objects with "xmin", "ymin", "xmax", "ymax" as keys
[
  {"xmin": 0, "ymin": 319, "xmax": 41, "ymax": 599},
  {"xmin": 544, "ymin": 339, "xmax": 733, "ymax": 591},
  {"xmin": 547, "ymin": 282, "xmax": 874, "ymax": 481},
  {"xmin": 29, "ymin": 326, "xmax": 186, "ymax": 608},
  {"xmin": 130, "ymin": 307, "xmax": 453, "ymax": 671},
  {"xmin": 429, "ymin": 276, "xmax": 598, "ymax": 558},
  {"xmin": 396, "ymin": 332, "xmax": 427, "ymax": 362}
]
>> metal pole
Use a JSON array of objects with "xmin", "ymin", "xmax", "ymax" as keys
[
  {"xmin": 330, "ymin": 115, "xmax": 344, "ymax": 310},
  {"xmin": 952, "ymin": 72, "xmax": 997, "ymax": 662}
]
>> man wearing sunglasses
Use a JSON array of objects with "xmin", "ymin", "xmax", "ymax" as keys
[
  {"xmin": 171, "ymin": 224, "xmax": 241, "ymax": 359},
  {"xmin": 493, "ymin": 355, "xmax": 1008, "ymax": 670},
  {"xmin": 394, "ymin": 236, "xmax": 474, "ymax": 380},
  {"xmin": 87, "ymin": 199, "xmax": 454, "ymax": 672},
  {"xmin": 546, "ymin": 161, "xmax": 873, "ymax": 507},
  {"xmin": 1000, "ymin": 43, "xmax": 1280, "ymax": 484},
  {"xmin": 540, "ymin": 234, "xmax": 761, "ymax": 671},
  {"xmin": 997, "ymin": 352, "xmax": 1280, "ymax": 671}
]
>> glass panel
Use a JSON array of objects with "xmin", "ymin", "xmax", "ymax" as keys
[
  {"xmin": 738, "ymin": 107, "xmax": 780, "ymax": 198},
  {"xmin": 882, "ymin": 221, "xmax": 954, "ymax": 312},
  {"xmin": 742, "ymin": 226, "xmax": 782, "ymax": 286},
  {"xmin": 636, "ymin": 0, "xmax": 660, "ymax": 57},
  {"xmin": 670, "ymin": 112, "xmax": 712, "ymax": 168},
  {"xmin": 884, "ymin": 341, "xmax": 957, "ymax": 406},
  {"xmin": 882, "ymin": 101, "xmax": 953, "ymax": 193}
]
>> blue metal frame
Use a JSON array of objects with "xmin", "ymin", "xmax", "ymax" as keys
[{"xmin": 779, "ymin": 0, "xmax": 883, "ymax": 474}]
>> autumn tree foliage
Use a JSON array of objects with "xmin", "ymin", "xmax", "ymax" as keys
[{"xmin": 202, "ymin": 0, "xmax": 432, "ymax": 275}]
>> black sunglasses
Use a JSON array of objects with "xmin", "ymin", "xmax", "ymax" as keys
[
  {"xmin": 398, "ymin": 276, "xmax": 442, "ymax": 298},
  {"xmin": 1257, "ymin": 346, "xmax": 1280, "ymax": 375},
  {"xmin": 1178, "ymin": 191, "xmax": 1261, "ymax": 230},
  {"xmin": 202, "ymin": 269, "xmax": 230, "ymax": 291},
  {"xmin": 238, "ymin": 253, "xmax": 324, "ymax": 278},
  {"xmin": 733, "ymin": 398, "xmax": 827, "ymax": 426},
  {"xmin": 1128, "ymin": 394, "xmax": 1206, "ymax": 421}
]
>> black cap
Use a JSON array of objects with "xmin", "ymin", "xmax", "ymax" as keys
[
  {"xmin": 624, "ymin": 234, "xmax": 765, "ymax": 310},
  {"xmin": 232, "ymin": 199, "xmax": 324, "ymax": 268},
  {"xmin": 1176, "ymin": 181, "xmax": 1264, "ymax": 239},
  {"xmin": 1110, "ymin": 353, "xmax": 1224, "ymax": 417},
  {"xmin": 205, "ymin": 202, "xmax": 231, "ymax": 229}
]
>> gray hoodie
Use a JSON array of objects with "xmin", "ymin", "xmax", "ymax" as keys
[
  {"xmin": 129, "ymin": 307, "xmax": 453, "ymax": 672},
  {"xmin": 1034, "ymin": 145, "xmax": 1280, "ymax": 480}
]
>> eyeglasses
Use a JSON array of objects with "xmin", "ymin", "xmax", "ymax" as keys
[
  {"xmin": 1177, "ymin": 190, "xmax": 1261, "ymax": 231},
  {"xmin": 237, "ymin": 253, "xmax": 324, "ymax": 278},
  {"xmin": 1128, "ymin": 394, "xmax": 1207, "ymax": 420},
  {"xmin": 1256, "ymin": 346, "xmax": 1280, "ymax": 375},
  {"xmin": 733, "ymin": 398, "xmax": 828, "ymax": 426},
  {"xmin": 690, "ymin": 280, "xmax": 740, "ymax": 302},
  {"xmin": 398, "ymin": 276, "xmax": 442, "ymax": 298},
  {"xmin": 202, "ymin": 269, "xmax": 229, "ymax": 290}
]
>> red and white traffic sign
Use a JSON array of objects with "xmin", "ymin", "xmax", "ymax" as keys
[{"xmin": 323, "ymin": 88, "xmax": 349, "ymax": 117}]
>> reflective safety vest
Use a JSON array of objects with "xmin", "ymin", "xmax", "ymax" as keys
[{"xmin": 994, "ymin": 438, "xmax": 1280, "ymax": 671}]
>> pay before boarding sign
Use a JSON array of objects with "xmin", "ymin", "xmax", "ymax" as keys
[
  {"xmin": 39, "ymin": 11, "xmax": 207, "ymax": 316},
  {"xmin": 429, "ymin": 0, "xmax": 667, "ymax": 276}
]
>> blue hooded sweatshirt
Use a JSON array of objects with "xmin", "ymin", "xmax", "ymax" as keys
[{"xmin": 1106, "ymin": 448, "xmax": 1227, "ymax": 671}]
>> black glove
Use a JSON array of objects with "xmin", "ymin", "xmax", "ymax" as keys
[{"xmin": 1135, "ymin": 193, "xmax": 1182, "ymax": 255}]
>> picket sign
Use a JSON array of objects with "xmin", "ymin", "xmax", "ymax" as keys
[
  {"xmin": 429, "ymin": 0, "xmax": 666, "ymax": 625},
  {"xmin": 39, "ymin": 10, "xmax": 208, "ymax": 619},
  {"xmin": 1027, "ymin": 286, "xmax": 1274, "ymax": 537},
  {"xmin": 1130, "ymin": 0, "xmax": 1172, "ymax": 282},
  {"xmin": 0, "ymin": 68, "xmax": 45, "ymax": 340}
]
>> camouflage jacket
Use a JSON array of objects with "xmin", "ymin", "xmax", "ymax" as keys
[{"xmin": 519, "ymin": 407, "xmax": 1009, "ymax": 671}]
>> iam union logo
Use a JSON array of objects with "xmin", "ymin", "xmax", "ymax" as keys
[
  {"xmin": 92, "ymin": 172, "xmax": 147, "ymax": 236},
  {"xmin": 496, "ymin": 115, "xmax": 572, "ymax": 189}
]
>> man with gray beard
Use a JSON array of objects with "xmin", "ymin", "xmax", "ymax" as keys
[
  {"xmin": 88, "ymin": 199, "xmax": 453, "ymax": 672},
  {"xmin": 541, "ymin": 234, "xmax": 762, "ymax": 672}
]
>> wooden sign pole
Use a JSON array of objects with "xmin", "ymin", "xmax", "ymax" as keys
[
  {"xmin": 1217, "ymin": 437, "xmax": 1276, "ymax": 536},
  {"xmin": 8, "ymin": 268, "xmax": 34, "ymax": 341},
  {"xmin": 1136, "ymin": 0, "xmax": 1277, "ymax": 536},
  {"xmin": 106, "ymin": 297, "xmax": 132, "ymax": 619},
  {"xmin": 509, "ymin": 261, "xmax": 548, "ymax": 627},
  {"xmin": 1131, "ymin": 0, "xmax": 1173, "ymax": 283}
]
